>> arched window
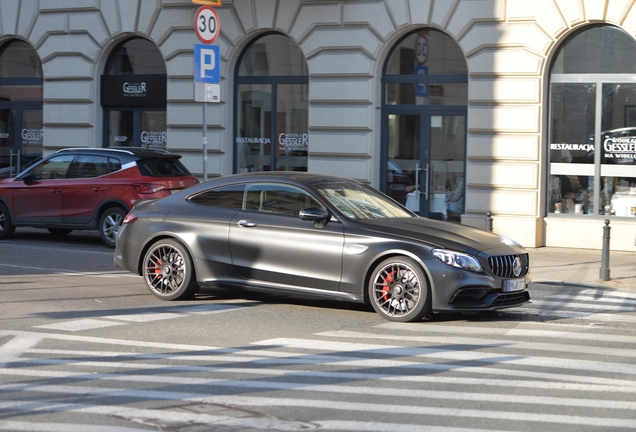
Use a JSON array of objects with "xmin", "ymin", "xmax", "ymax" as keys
[
  {"xmin": 381, "ymin": 29, "xmax": 467, "ymax": 219},
  {"xmin": 101, "ymin": 38, "xmax": 167, "ymax": 148},
  {"xmin": 548, "ymin": 26, "xmax": 636, "ymax": 217},
  {"xmin": 0, "ymin": 40, "xmax": 43, "ymax": 177},
  {"xmin": 234, "ymin": 33, "xmax": 309, "ymax": 173}
]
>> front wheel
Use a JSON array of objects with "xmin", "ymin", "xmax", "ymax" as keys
[
  {"xmin": 0, "ymin": 203, "xmax": 15, "ymax": 240},
  {"xmin": 368, "ymin": 256, "xmax": 431, "ymax": 322},
  {"xmin": 142, "ymin": 239, "xmax": 199, "ymax": 300},
  {"xmin": 99, "ymin": 207, "xmax": 127, "ymax": 248}
]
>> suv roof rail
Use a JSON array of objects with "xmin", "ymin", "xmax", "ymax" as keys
[{"xmin": 55, "ymin": 147, "xmax": 172, "ymax": 156}]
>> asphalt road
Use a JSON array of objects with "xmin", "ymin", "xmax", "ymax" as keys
[{"xmin": 1, "ymin": 229, "xmax": 636, "ymax": 431}]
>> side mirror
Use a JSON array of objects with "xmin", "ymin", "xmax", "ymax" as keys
[
  {"xmin": 299, "ymin": 207, "xmax": 331, "ymax": 222},
  {"xmin": 21, "ymin": 173, "xmax": 36, "ymax": 185}
]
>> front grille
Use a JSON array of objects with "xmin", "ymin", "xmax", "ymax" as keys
[
  {"xmin": 488, "ymin": 253, "xmax": 529, "ymax": 278},
  {"xmin": 492, "ymin": 291, "xmax": 530, "ymax": 306}
]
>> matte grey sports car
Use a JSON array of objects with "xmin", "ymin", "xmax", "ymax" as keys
[{"xmin": 114, "ymin": 172, "xmax": 531, "ymax": 322}]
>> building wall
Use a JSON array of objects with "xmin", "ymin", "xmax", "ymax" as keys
[{"xmin": 1, "ymin": 0, "xmax": 635, "ymax": 250}]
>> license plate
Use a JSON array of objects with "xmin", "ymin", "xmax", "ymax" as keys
[{"xmin": 504, "ymin": 278, "xmax": 526, "ymax": 292}]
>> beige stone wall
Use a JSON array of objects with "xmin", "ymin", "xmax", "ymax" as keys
[{"xmin": 1, "ymin": 0, "xmax": 635, "ymax": 250}]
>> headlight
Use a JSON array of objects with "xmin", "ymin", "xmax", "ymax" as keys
[{"xmin": 432, "ymin": 249, "xmax": 483, "ymax": 272}]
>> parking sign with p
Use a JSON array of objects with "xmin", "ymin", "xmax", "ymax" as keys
[{"xmin": 194, "ymin": 44, "xmax": 220, "ymax": 83}]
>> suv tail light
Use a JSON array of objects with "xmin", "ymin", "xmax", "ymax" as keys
[{"xmin": 133, "ymin": 183, "xmax": 165, "ymax": 194}]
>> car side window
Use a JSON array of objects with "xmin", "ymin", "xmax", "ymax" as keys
[
  {"xmin": 187, "ymin": 184, "xmax": 245, "ymax": 208},
  {"xmin": 245, "ymin": 183, "xmax": 323, "ymax": 215},
  {"xmin": 25, "ymin": 155, "xmax": 75, "ymax": 181},
  {"xmin": 68, "ymin": 156, "xmax": 109, "ymax": 178},
  {"xmin": 108, "ymin": 157, "xmax": 122, "ymax": 173}
]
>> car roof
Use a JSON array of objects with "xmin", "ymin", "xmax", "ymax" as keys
[
  {"xmin": 210, "ymin": 171, "xmax": 366, "ymax": 187},
  {"xmin": 54, "ymin": 147, "xmax": 179, "ymax": 163}
]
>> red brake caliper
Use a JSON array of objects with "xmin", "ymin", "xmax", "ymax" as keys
[
  {"xmin": 154, "ymin": 259, "xmax": 163, "ymax": 279},
  {"xmin": 382, "ymin": 270, "xmax": 395, "ymax": 301}
]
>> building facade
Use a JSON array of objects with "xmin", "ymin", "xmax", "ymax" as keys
[{"xmin": 1, "ymin": 0, "xmax": 636, "ymax": 250}]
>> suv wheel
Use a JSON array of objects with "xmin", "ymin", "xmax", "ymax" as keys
[
  {"xmin": 0, "ymin": 203, "xmax": 15, "ymax": 240},
  {"xmin": 99, "ymin": 207, "xmax": 127, "ymax": 248}
]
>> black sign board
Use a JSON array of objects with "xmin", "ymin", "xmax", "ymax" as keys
[{"xmin": 101, "ymin": 74, "xmax": 166, "ymax": 107}]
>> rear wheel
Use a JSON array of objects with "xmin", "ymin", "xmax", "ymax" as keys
[
  {"xmin": 142, "ymin": 239, "xmax": 199, "ymax": 300},
  {"xmin": 368, "ymin": 256, "xmax": 431, "ymax": 322},
  {"xmin": 0, "ymin": 203, "xmax": 15, "ymax": 240},
  {"xmin": 99, "ymin": 207, "xmax": 126, "ymax": 248},
  {"xmin": 47, "ymin": 228, "xmax": 73, "ymax": 236}
]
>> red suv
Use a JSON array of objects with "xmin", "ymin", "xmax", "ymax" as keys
[{"xmin": 0, "ymin": 147, "xmax": 198, "ymax": 247}]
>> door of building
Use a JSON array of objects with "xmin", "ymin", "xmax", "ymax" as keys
[
  {"xmin": 0, "ymin": 106, "xmax": 43, "ymax": 177},
  {"xmin": 384, "ymin": 109, "xmax": 466, "ymax": 219}
]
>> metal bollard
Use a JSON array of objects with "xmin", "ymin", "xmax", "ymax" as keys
[
  {"xmin": 486, "ymin": 211, "xmax": 493, "ymax": 232},
  {"xmin": 600, "ymin": 219, "xmax": 611, "ymax": 281}
]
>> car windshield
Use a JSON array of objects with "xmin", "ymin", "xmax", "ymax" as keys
[{"xmin": 312, "ymin": 179, "xmax": 414, "ymax": 220}]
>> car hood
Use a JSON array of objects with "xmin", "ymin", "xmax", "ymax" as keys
[{"xmin": 353, "ymin": 217, "xmax": 525, "ymax": 255}]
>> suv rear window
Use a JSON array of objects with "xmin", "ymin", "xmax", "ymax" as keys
[{"xmin": 136, "ymin": 157, "xmax": 191, "ymax": 177}]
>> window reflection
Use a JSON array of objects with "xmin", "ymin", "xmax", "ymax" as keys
[
  {"xmin": 549, "ymin": 25, "xmax": 636, "ymax": 217},
  {"xmin": 235, "ymin": 33, "xmax": 308, "ymax": 174},
  {"xmin": 105, "ymin": 38, "xmax": 166, "ymax": 75}
]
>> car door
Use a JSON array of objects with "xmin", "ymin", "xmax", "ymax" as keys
[
  {"xmin": 12, "ymin": 154, "xmax": 74, "ymax": 223},
  {"xmin": 229, "ymin": 182, "xmax": 345, "ymax": 291},
  {"xmin": 62, "ymin": 155, "xmax": 112, "ymax": 224}
]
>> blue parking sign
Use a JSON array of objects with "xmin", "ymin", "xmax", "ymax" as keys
[
  {"xmin": 415, "ymin": 65, "xmax": 428, "ymax": 97},
  {"xmin": 194, "ymin": 44, "xmax": 220, "ymax": 83}
]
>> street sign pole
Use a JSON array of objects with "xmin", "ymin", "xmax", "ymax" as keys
[
  {"xmin": 194, "ymin": 6, "xmax": 220, "ymax": 181},
  {"xmin": 202, "ymin": 103, "xmax": 207, "ymax": 181}
]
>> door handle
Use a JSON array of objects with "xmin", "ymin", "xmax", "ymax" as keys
[
  {"xmin": 415, "ymin": 163, "xmax": 429, "ymax": 200},
  {"xmin": 237, "ymin": 220, "xmax": 257, "ymax": 228},
  {"xmin": 93, "ymin": 188, "xmax": 105, "ymax": 192},
  {"xmin": 50, "ymin": 189, "xmax": 61, "ymax": 194}
]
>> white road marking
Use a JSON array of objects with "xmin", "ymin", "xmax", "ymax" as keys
[
  {"xmin": 377, "ymin": 322, "xmax": 636, "ymax": 342},
  {"xmin": 167, "ymin": 303, "xmax": 255, "ymax": 314},
  {"xmin": 0, "ymin": 263, "xmax": 138, "ymax": 278},
  {"xmin": 0, "ymin": 421, "xmax": 148, "ymax": 431},
  {"xmin": 0, "ymin": 401, "xmax": 315, "ymax": 431},
  {"xmin": 253, "ymin": 338, "xmax": 636, "ymax": 376},
  {"xmin": 2, "ymin": 369, "xmax": 636, "ymax": 410},
  {"xmin": 4, "ymin": 362, "xmax": 635, "ymax": 394},
  {"xmin": 34, "ymin": 319, "xmax": 126, "ymax": 332},
  {"xmin": 315, "ymin": 330, "xmax": 636, "ymax": 357},
  {"xmin": 0, "ymin": 393, "xmax": 634, "ymax": 429},
  {"xmin": 530, "ymin": 300, "xmax": 636, "ymax": 312},
  {"xmin": 102, "ymin": 312, "xmax": 183, "ymax": 322},
  {"xmin": 0, "ymin": 335, "xmax": 42, "ymax": 365}
]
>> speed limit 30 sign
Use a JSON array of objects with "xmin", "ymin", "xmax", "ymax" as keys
[{"xmin": 195, "ymin": 6, "xmax": 220, "ymax": 44}]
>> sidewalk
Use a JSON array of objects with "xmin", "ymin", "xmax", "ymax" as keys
[{"xmin": 527, "ymin": 247, "xmax": 636, "ymax": 294}]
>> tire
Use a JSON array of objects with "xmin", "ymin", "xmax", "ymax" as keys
[
  {"xmin": 368, "ymin": 256, "xmax": 431, "ymax": 322},
  {"xmin": 142, "ymin": 239, "xmax": 199, "ymax": 300},
  {"xmin": 0, "ymin": 203, "xmax": 15, "ymax": 240},
  {"xmin": 99, "ymin": 207, "xmax": 127, "ymax": 248},
  {"xmin": 48, "ymin": 228, "xmax": 73, "ymax": 236}
]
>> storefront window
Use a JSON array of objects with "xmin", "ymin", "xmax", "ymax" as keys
[
  {"xmin": 102, "ymin": 38, "xmax": 166, "ymax": 148},
  {"xmin": 549, "ymin": 25, "xmax": 636, "ymax": 217},
  {"xmin": 235, "ymin": 33, "xmax": 308, "ymax": 173},
  {"xmin": 0, "ymin": 40, "xmax": 43, "ymax": 177},
  {"xmin": 385, "ymin": 30, "xmax": 467, "ymax": 106}
]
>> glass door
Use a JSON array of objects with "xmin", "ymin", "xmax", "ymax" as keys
[
  {"xmin": 428, "ymin": 114, "xmax": 466, "ymax": 220},
  {"xmin": 0, "ymin": 108, "xmax": 15, "ymax": 177},
  {"xmin": 0, "ymin": 107, "xmax": 42, "ymax": 177},
  {"xmin": 385, "ymin": 111, "xmax": 465, "ymax": 219}
]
